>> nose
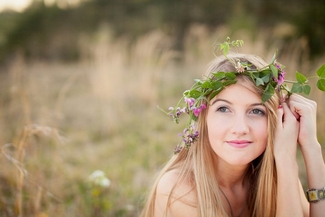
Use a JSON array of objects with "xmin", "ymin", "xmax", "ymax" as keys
[{"xmin": 230, "ymin": 113, "xmax": 249, "ymax": 135}]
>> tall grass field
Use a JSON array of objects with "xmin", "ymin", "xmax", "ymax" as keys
[{"xmin": 0, "ymin": 25, "xmax": 324, "ymax": 216}]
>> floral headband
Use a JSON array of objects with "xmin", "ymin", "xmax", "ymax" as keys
[{"xmin": 160, "ymin": 37, "xmax": 325, "ymax": 154}]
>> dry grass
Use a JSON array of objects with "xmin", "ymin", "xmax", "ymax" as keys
[{"xmin": 0, "ymin": 24, "xmax": 324, "ymax": 216}]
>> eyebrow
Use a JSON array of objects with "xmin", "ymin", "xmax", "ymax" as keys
[
  {"xmin": 211, "ymin": 99, "xmax": 231, "ymax": 105},
  {"xmin": 211, "ymin": 98, "xmax": 265, "ymax": 107}
]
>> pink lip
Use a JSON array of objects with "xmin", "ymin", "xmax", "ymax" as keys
[{"xmin": 226, "ymin": 140, "xmax": 252, "ymax": 148}]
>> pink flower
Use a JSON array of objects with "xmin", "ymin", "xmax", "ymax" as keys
[
  {"xmin": 184, "ymin": 97, "xmax": 195, "ymax": 107},
  {"xmin": 192, "ymin": 104, "xmax": 207, "ymax": 117},
  {"xmin": 277, "ymin": 71, "xmax": 286, "ymax": 85},
  {"xmin": 193, "ymin": 108, "xmax": 201, "ymax": 117},
  {"xmin": 273, "ymin": 62, "xmax": 286, "ymax": 85}
]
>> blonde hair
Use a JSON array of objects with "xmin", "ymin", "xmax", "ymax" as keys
[{"xmin": 141, "ymin": 54, "xmax": 280, "ymax": 217}]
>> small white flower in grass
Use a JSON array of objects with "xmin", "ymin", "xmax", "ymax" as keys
[
  {"xmin": 125, "ymin": 204, "xmax": 135, "ymax": 211},
  {"xmin": 88, "ymin": 170, "xmax": 111, "ymax": 188}
]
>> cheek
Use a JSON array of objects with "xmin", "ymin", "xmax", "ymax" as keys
[
  {"xmin": 253, "ymin": 120, "xmax": 268, "ymax": 146},
  {"xmin": 207, "ymin": 115, "xmax": 223, "ymax": 132},
  {"xmin": 206, "ymin": 117, "xmax": 227, "ymax": 145},
  {"xmin": 206, "ymin": 111, "xmax": 229, "ymax": 130}
]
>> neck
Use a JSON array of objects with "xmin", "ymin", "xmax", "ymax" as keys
[
  {"xmin": 215, "ymin": 158, "xmax": 250, "ymax": 217},
  {"xmin": 215, "ymin": 157, "xmax": 250, "ymax": 189}
]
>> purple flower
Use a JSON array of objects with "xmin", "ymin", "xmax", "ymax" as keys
[
  {"xmin": 200, "ymin": 104, "xmax": 207, "ymax": 109},
  {"xmin": 192, "ymin": 103, "xmax": 207, "ymax": 117},
  {"xmin": 168, "ymin": 106, "xmax": 187, "ymax": 124},
  {"xmin": 273, "ymin": 62, "xmax": 286, "ymax": 85},
  {"xmin": 184, "ymin": 97, "xmax": 196, "ymax": 107},
  {"xmin": 274, "ymin": 62, "xmax": 282, "ymax": 70},
  {"xmin": 174, "ymin": 145, "xmax": 183, "ymax": 154},
  {"xmin": 175, "ymin": 124, "xmax": 200, "ymax": 153},
  {"xmin": 277, "ymin": 71, "xmax": 286, "ymax": 85},
  {"xmin": 193, "ymin": 108, "xmax": 201, "ymax": 117}
]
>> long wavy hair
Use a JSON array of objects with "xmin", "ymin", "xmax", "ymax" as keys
[{"xmin": 141, "ymin": 53, "xmax": 280, "ymax": 217}]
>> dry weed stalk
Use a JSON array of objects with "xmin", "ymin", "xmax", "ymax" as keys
[
  {"xmin": 2, "ymin": 124, "xmax": 64, "ymax": 216},
  {"xmin": 3, "ymin": 53, "xmax": 67, "ymax": 216},
  {"xmin": 54, "ymin": 69, "xmax": 80, "ymax": 124},
  {"xmin": 8, "ymin": 53, "xmax": 30, "ymax": 217}
]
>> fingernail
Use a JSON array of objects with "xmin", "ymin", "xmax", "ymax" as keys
[{"xmin": 278, "ymin": 104, "xmax": 283, "ymax": 109}]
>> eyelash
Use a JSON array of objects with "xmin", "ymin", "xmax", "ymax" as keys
[
  {"xmin": 216, "ymin": 106, "xmax": 229, "ymax": 113},
  {"xmin": 216, "ymin": 106, "xmax": 265, "ymax": 115},
  {"xmin": 250, "ymin": 108, "xmax": 265, "ymax": 116}
]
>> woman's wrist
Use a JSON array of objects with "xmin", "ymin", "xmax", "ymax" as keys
[
  {"xmin": 274, "ymin": 146, "xmax": 298, "ymax": 165},
  {"xmin": 300, "ymin": 141, "xmax": 322, "ymax": 161},
  {"xmin": 299, "ymin": 137, "xmax": 320, "ymax": 149},
  {"xmin": 274, "ymin": 155, "xmax": 299, "ymax": 174}
]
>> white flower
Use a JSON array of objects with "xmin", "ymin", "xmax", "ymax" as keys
[{"xmin": 88, "ymin": 170, "xmax": 111, "ymax": 188}]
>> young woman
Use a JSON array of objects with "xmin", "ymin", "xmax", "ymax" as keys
[{"xmin": 141, "ymin": 53, "xmax": 325, "ymax": 217}]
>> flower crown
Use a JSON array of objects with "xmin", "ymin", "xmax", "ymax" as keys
[{"xmin": 161, "ymin": 37, "xmax": 325, "ymax": 154}]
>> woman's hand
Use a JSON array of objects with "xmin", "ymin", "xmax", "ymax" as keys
[
  {"xmin": 273, "ymin": 101, "xmax": 299, "ymax": 160},
  {"xmin": 287, "ymin": 94, "xmax": 325, "ymax": 217},
  {"xmin": 287, "ymin": 94, "xmax": 318, "ymax": 148},
  {"xmin": 274, "ymin": 99, "xmax": 305, "ymax": 217}
]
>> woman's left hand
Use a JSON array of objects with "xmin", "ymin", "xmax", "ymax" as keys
[{"xmin": 287, "ymin": 94, "xmax": 318, "ymax": 148}]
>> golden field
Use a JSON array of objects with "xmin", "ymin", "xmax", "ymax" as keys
[{"xmin": 0, "ymin": 25, "xmax": 324, "ymax": 216}]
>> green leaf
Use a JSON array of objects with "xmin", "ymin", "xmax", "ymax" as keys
[
  {"xmin": 259, "ymin": 69, "xmax": 272, "ymax": 76},
  {"xmin": 303, "ymin": 85, "xmax": 311, "ymax": 95},
  {"xmin": 255, "ymin": 77, "xmax": 264, "ymax": 86},
  {"xmin": 209, "ymin": 89, "xmax": 222, "ymax": 100},
  {"xmin": 213, "ymin": 72, "xmax": 225, "ymax": 79},
  {"xmin": 183, "ymin": 90, "xmax": 190, "ymax": 96},
  {"xmin": 316, "ymin": 64, "xmax": 325, "ymax": 78},
  {"xmin": 296, "ymin": 71, "xmax": 307, "ymax": 83},
  {"xmin": 222, "ymin": 80, "xmax": 237, "ymax": 86},
  {"xmin": 231, "ymin": 39, "xmax": 244, "ymax": 47},
  {"xmin": 248, "ymin": 73, "xmax": 256, "ymax": 81},
  {"xmin": 201, "ymin": 81, "xmax": 212, "ymax": 88},
  {"xmin": 262, "ymin": 83, "xmax": 275, "ymax": 102},
  {"xmin": 219, "ymin": 43, "xmax": 225, "ymax": 51},
  {"xmin": 225, "ymin": 72, "xmax": 236, "ymax": 80},
  {"xmin": 210, "ymin": 81, "xmax": 223, "ymax": 90},
  {"xmin": 282, "ymin": 84, "xmax": 291, "ymax": 92},
  {"xmin": 220, "ymin": 43, "xmax": 230, "ymax": 55},
  {"xmin": 270, "ymin": 64, "xmax": 278, "ymax": 80},
  {"xmin": 270, "ymin": 50, "xmax": 278, "ymax": 64},
  {"xmin": 261, "ymin": 73, "xmax": 271, "ymax": 83},
  {"xmin": 317, "ymin": 79, "xmax": 325, "ymax": 91},
  {"xmin": 189, "ymin": 89, "xmax": 202, "ymax": 98},
  {"xmin": 291, "ymin": 83, "xmax": 303, "ymax": 93}
]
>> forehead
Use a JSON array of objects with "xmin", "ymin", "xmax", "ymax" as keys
[{"xmin": 212, "ymin": 79, "xmax": 262, "ymax": 104}]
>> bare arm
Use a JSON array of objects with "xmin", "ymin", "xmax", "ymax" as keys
[
  {"xmin": 289, "ymin": 94, "xmax": 325, "ymax": 217},
  {"xmin": 274, "ymin": 101, "xmax": 304, "ymax": 216}
]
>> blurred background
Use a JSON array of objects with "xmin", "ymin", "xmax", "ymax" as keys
[{"xmin": 0, "ymin": 0, "xmax": 324, "ymax": 216}]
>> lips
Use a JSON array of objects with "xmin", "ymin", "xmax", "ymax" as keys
[{"xmin": 226, "ymin": 140, "xmax": 252, "ymax": 148}]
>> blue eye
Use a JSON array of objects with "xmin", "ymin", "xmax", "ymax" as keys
[
  {"xmin": 217, "ymin": 106, "xmax": 229, "ymax": 112},
  {"xmin": 251, "ymin": 108, "xmax": 265, "ymax": 115}
]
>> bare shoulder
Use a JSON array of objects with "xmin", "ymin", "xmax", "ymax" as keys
[{"xmin": 154, "ymin": 169, "xmax": 197, "ymax": 217}]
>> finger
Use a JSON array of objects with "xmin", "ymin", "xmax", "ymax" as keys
[
  {"xmin": 276, "ymin": 104, "xmax": 284, "ymax": 128},
  {"xmin": 289, "ymin": 94, "xmax": 317, "ymax": 111},
  {"xmin": 282, "ymin": 102, "xmax": 297, "ymax": 122},
  {"xmin": 288, "ymin": 100, "xmax": 315, "ymax": 121},
  {"xmin": 286, "ymin": 98, "xmax": 301, "ymax": 120}
]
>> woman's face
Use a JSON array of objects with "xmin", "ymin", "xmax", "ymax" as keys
[{"xmin": 206, "ymin": 80, "xmax": 268, "ymax": 166}]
